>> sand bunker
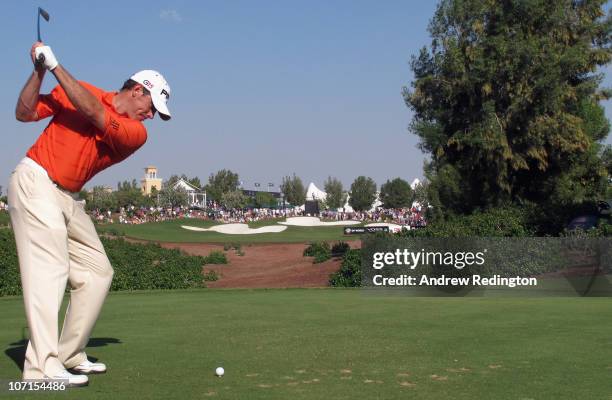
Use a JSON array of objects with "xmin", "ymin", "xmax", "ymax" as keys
[
  {"xmin": 279, "ymin": 217, "xmax": 361, "ymax": 227},
  {"xmin": 181, "ymin": 224, "xmax": 287, "ymax": 235}
]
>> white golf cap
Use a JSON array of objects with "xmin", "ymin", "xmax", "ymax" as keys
[{"xmin": 130, "ymin": 70, "xmax": 171, "ymax": 121}]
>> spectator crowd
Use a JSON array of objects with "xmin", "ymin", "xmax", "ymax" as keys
[{"xmin": 94, "ymin": 202, "xmax": 426, "ymax": 228}]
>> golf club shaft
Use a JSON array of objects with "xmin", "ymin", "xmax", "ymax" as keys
[{"xmin": 36, "ymin": 7, "xmax": 49, "ymax": 64}]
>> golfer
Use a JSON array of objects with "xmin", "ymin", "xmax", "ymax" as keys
[{"xmin": 9, "ymin": 42, "xmax": 171, "ymax": 386}]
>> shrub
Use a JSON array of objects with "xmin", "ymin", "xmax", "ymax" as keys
[
  {"xmin": 103, "ymin": 238, "xmax": 207, "ymax": 291},
  {"xmin": 224, "ymin": 242, "xmax": 242, "ymax": 253},
  {"xmin": 0, "ymin": 230, "xmax": 211, "ymax": 296},
  {"xmin": 303, "ymin": 241, "xmax": 330, "ymax": 257},
  {"xmin": 331, "ymin": 241, "xmax": 350, "ymax": 258},
  {"xmin": 561, "ymin": 218, "xmax": 612, "ymax": 238},
  {"xmin": 204, "ymin": 250, "xmax": 228, "ymax": 265},
  {"xmin": 525, "ymin": 201, "xmax": 604, "ymax": 236},
  {"xmin": 0, "ymin": 211, "xmax": 10, "ymax": 227},
  {"xmin": 329, "ymin": 249, "xmax": 362, "ymax": 287},
  {"xmin": 0, "ymin": 230, "xmax": 20, "ymax": 296},
  {"xmin": 106, "ymin": 228, "xmax": 125, "ymax": 237},
  {"xmin": 590, "ymin": 220, "xmax": 612, "ymax": 237},
  {"xmin": 313, "ymin": 252, "xmax": 330, "ymax": 264},
  {"xmin": 203, "ymin": 270, "xmax": 219, "ymax": 281},
  {"xmin": 303, "ymin": 241, "xmax": 331, "ymax": 264},
  {"xmin": 402, "ymin": 206, "xmax": 532, "ymax": 238}
]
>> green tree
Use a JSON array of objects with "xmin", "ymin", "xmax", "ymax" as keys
[
  {"xmin": 280, "ymin": 174, "xmax": 306, "ymax": 206},
  {"xmin": 164, "ymin": 174, "xmax": 185, "ymax": 188},
  {"xmin": 78, "ymin": 189, "xmax": 88, "ymax": 201},
  {"xmin": 149, "ymin": 186, "xmax": 159, "ymax": 206},
  {"xmin": 87, "ymin": 186, "xmax": 116, "ymax": 212},
  {"xmin": 412, "ymin": 179, "xmax": 429, "ymax": 206},
  {"xmin": 165, "ymin": 174, "xmax": 201, "ymax": 190},
  {"xmin": 221, "ymin": 190, "xmax": 248, "ymax": 210},
  {"xmin": 348, "ymin": 176, "xmax": 377, "ymax": 212},
  {"xmin": 205, "ymin": 169, "xmax": 240, "ymax": 202},
  {"xmin": 602, "ymin": 146, "xmax": 612, "ymax": 178},
  {"xmin": 379, "ymin": 178, "xmax": 414, "ymax": 209},
  {"xmin": 141, "ymin": 193, "xmax": 157, "ymax": 209},
  {"xmin": 115, "ymin": 179, "xmax": 145, "ymax": 208},
  {"xmin": 324, "ymin": 176, "xmax": 347, "ymax": 209},
  {"xmin": 254, "ymin": 192, "xmax": 277, "ymax": 208},
  {"xmin": 159, "ymin": 181, "xmax": 188, "ymax": 208},
  {"xmin": 603, "ymin": 146, "xmax": 612, "ymax": 198},
  {"xmin": 404, "ymin": 0, "xmax": 612, "ymax": 216},
  {"xmin": 188, "ymin": 176, "xmax": 202, "ymax": 189}
]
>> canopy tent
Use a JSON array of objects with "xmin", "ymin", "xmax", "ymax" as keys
[{"xmin": 305, "ymin": 182, "xmax": 327, "ymax": 201}]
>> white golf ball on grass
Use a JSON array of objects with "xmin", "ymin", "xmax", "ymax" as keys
[{"xmin": 215, "ymin": 367, "xmax": 225, "ymax": 377}]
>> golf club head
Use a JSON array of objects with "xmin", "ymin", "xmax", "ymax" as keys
[
  {"xmin": 39, "ymin": 7, "xmax": 49, "ymax": 22},
  {"xmin": 37, "ymin": 7, "xmax": 50, "ymax": 42}
]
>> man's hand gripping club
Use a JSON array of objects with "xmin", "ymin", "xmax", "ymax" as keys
[{"xmin": 34, "ymin": 45, "xmax": 58, "ymax": 71}]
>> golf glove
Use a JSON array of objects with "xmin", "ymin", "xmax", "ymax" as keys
[{"xmin": 34, "ymin": 46, "xmax": 58, "ymax": 71}]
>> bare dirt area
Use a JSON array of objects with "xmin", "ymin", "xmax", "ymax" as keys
[{"xmin": 157, "ymin": 242, "xmax": 359, "ymax": 288}]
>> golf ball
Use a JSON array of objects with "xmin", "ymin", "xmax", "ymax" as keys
[{"xmin": 215, "ymin": 367, "xmax": 224, "ymax": 377}]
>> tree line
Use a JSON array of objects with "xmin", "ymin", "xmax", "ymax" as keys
[
  {"xmin": 280, "ymin": 174, "xmax": 422, "ymax": 212},
  {"xmin": 71, "ymin": 170, "xmax": 421, "ymax": 213}
]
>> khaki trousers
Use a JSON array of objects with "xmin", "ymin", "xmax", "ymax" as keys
[{"xmin": 8, "ymin": 158, "xmax": 114, "ymax": 379}]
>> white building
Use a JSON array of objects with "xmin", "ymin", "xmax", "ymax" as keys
[{"xmin": 173, "ymin": 179, "xmax": 206, "ymax": 208}]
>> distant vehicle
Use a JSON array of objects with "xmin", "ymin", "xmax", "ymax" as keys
[
  {"xmin": 598, "ymin": 200, "xmax": 611, "ymax": 215},
  {"xmin": 565, "ymin": 200, "xmax": 611, "ymax": 231},
  {"xmin": 567, "ymin": 215, "xmax": 601, "ymax": 231}
]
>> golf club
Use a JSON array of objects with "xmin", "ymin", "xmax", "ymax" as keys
[{"xmin": 36, "ymin": 7, "xmax": 50, "ymax": 64}]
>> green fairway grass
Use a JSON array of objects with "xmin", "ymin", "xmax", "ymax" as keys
[
  {"xmin": 0, "ymin": 211, "xmax": 9, "ymax": 227},
  {"xmin": 1, "ymin": 289, "xmax": 611, "ymax": 399},
  {"xmin": 96, "ymin": 218, "xmax": 362, "ymax": 243}
]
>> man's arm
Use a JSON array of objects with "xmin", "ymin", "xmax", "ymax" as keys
[
  {"xmin": 34, "ymin": 43, "xmax": 105, "ymax": 131},
  {"xmin": 15, "ymin": 43, "xmax": 47, "ymax": 122},
  {"xmin": 51, "ymin": 65, "xmax": 105, "ymax": 131},
  {"xmin": 15, "ymin": 69, "xmax": 46, "ymax": 122}
]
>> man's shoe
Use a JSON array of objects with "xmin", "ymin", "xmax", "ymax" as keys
[
  {"xmin": 49, "ymin": 369, "xmax": 89, "ymax": 387},
  {"xmin": 70, "ymin": 359, "xmax": 107, "ymax": 375}
]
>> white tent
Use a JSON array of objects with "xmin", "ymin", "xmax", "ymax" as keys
[
  {"xmin": 306, "ymin": 182, "xmax": 327, "ymax": 201},
  {"xmin": 372, "ymin": 193, "xmax": 382, "ymax": 210},
  {"xmin": 304, "ymin": 179, "xmax": 420, "ymax": 212},
  {"xmin": 341, "ymin": 197, "xmax": 353, "ymax": 213}
]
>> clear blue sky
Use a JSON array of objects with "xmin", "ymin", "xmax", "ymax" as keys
[{"xmin": 2, "ymin": 1, "xmax": 611, "ymax": 193}]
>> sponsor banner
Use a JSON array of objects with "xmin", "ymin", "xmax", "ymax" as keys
[{"xmin": 344, "ymin": 226, "xmax": 389, "ymax": 235}]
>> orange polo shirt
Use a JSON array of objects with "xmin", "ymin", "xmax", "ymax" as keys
[{"xmin": 26, "ymin": 82, "xmax": 147, "ymax": 192}]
